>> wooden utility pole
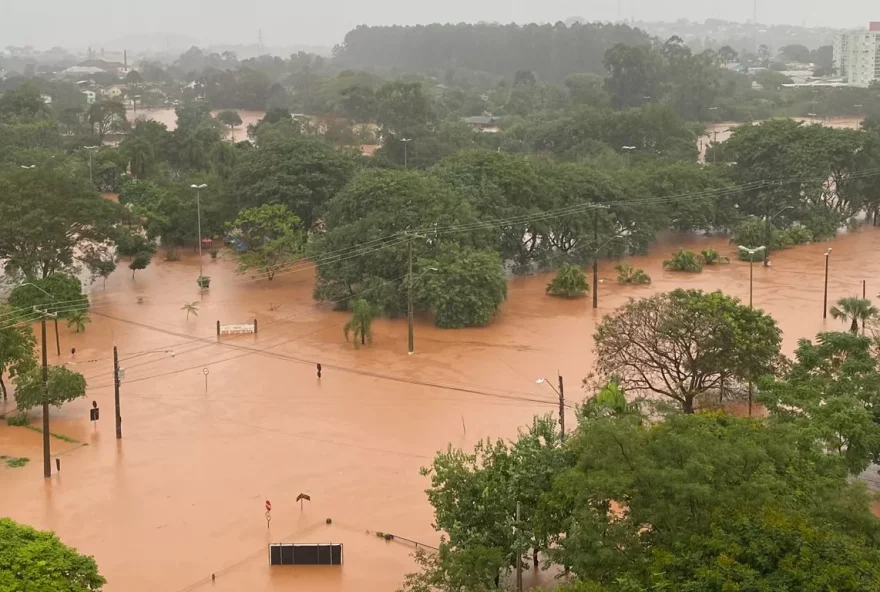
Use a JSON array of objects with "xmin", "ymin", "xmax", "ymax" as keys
[
  {"xmin": 114, "ymin": 345, "xmax": 122, "ymax": 439},
  {"xmin": 557, "ymin": 374, "xmax": 565, "ymax": 439},
  {"xmin": 35, "ymin": 308, "xmax": 55, "ymax": 478}
]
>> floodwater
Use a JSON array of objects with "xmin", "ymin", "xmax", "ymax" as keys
[
  {"xmin": 2, "ymin": 228, "xmax": 880, "ymax": 591},
  {"xmin": 127, "ymin": 108, "xmax": 266, "ymax": 141}
]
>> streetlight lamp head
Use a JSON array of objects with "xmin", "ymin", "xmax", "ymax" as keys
[
  {"xmin": 428, "ymin": 267, "xmax": 439, "ymax": 272},
  {"xmin": 535, "ymin": 378, "xmax": 546, "ymax": 384},
  {"xmin": 190, "ymin": 184, "xmax": 207, "ymax": 189}
]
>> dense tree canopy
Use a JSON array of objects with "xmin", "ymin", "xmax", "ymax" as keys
[{"xmin": 0, "ymin": 518, "xmax": 105, "ymax": 592}]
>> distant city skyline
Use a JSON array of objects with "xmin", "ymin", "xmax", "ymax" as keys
[{"xmin": 2, "ymin": 0, "xmax": 877, "ymax": 50}]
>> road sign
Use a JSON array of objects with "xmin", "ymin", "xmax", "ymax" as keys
[
  {"xmin": 203, "ymin": 368, "xmax": 210, "ymax": 375},
  {"xmin": 296, "ymin": 492, "xmax": 311, "ymax": 510},
  {"xmin": 265, "ymin": 500, "xmax": 272, "ymax": 512}
]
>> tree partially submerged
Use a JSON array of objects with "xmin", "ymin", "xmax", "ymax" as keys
[
  {"xmin": 226, "ymin": 204, "xmax": 305, "ymax": 281},
  {"xmin": 13, "ymin": 365, "xmax": 87, "ymax": 412},
  {"xmin": 546, "ymin": 264, "xmax": 589, "ymax": 298},
  {"xmin": 0, "ymin": 305, "xmax": 37, "ymax": 401},
  {"xmin": 592, "ymin": 290, "xmax": 781, "ymax": 413},
  {"xmin": 344, "ymin": 299, "xmax": 376, "ymax": 347}
]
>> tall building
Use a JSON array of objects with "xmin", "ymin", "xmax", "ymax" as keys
[{"xmin": 833, "ymin": 23, "xmax": 880, "ymax": 88}]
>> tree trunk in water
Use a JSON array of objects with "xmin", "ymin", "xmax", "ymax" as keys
[
  {"xmin": 0, "ymin": 375, "xmax": 6, "ymax": 400},
  {"xmin": 494, "ymin": 574, "xmax": 500, "ymax": 589},
  {"xmin": 361, "ymin": 328, "xmax": 365, "ymax": 346},
  {"xmin": 533, "ymin": 548, "xmax": 539, "ymax": 567},
  {"xmin": 683, "ymin": 397, "xmax": 695, "ymax": 414},
  {"xmin": 852, "ymin": 318, "xmax": 859, "ymax": 334}
]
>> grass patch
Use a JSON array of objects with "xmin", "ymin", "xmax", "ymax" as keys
[
  {"xmin": 0, "ymin": 455, "xmax": 30, "ymax": 468},
  {"xmin": 6, "ymin": 413, "xmax": 29, "ymax": 427},
  {"xmin": 22, "ymin": 424, "xmax": 82, "ymax": 444}
]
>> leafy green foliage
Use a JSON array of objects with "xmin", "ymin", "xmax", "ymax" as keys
[
  {"xmin": 699, "ymin": 247, "xmax": 729, "ymax": 264},
  {"xmin": 128, "ymin": 252, "xmax": 152, "ymax": 279},
  {"xmin": 546, "ymin": 264, "xmax": 588, "ymax": 298},
  {"xmin": 830, "ymin": 297, "xmax": 879, "ymax": 335},
  {"xmin": 7, "ymin": 275, "xmax": 88, "ymax": 320},
  {"xmin": 0, "ymin": 167, "xmax": 126, "ymax": 280},
  {"xmin": 66, "ymin": 311, "xmax": 90, "ymax": 333},
  {"xmin": 0, "ymin": 517, "xmax": 105, "ymax": 591},
  {"xmin": 614, "ymin": 264, "xmax": 650, "ymax": 284},
  {"xmin": 228, "ymin": 136, "xmax": 361, "ymax": 228},
  {"xmin": 593, "ymin": 290, "xmax": 782, "ymax": 413},
  {"xmin": 226, "ymin": 204, "xmax": 305, "ymax": 280},
  {"xmin": 416, "ymin": 246, "xmax": 507, "ymax": 328},
  {"xmin": 760, "ymin": 332, "xmax": 880, "ymax": 474},
  {"xmin": 0, "ymin": 305, "xmax": 37, "ymax": 400},
  {"xmin": 13, "ymin": 365, "xmax": 87, "ymax": 412},
  {"xmin": 344, "ymin": 299, "xmax": 376, "ymax": 347},
  {"xmin": 662, "ymin": 249, "xmax": 703, "ymax": 272}
]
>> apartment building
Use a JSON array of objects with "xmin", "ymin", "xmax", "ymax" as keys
[{"xmin": 833, "ymin": 22, "xmax": 880, "ymax": 87}]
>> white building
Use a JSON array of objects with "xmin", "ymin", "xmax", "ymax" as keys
[
  {"xmin": 82, "ymin": 90, "xmax": 96, "ymax": 104},
  {"xmin": 833, "ymin": 23, "xmax": 880, "ymax": 88}
]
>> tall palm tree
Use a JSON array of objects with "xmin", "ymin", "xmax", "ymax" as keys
[
  {"xmin": 343, "ymin": 299, "xmax": 375, "ymax": 347},
  {"xmin": 66, "ymin": 311, "xmax": 90, "ymax": 333},
  {"xmin": 829, "ymin": 297, "xmax": 879, "ymax": 335},
  {"xmin": 181, "ymin": 301, "xmax": 199, "ymax": 321}
]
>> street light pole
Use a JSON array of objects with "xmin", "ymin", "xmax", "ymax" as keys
[
  {"xmin": 190, "ymin": 184, "xmax": 207, "ymax": 283},
  {"xmin": 738, "ymin": 246, "xmax": 765, "ymax": 309},
  {"xmin": 536, "ymin": 376, "xmax": 565, "ymax": 439},
  {"xmin": 823, "ymin": 248, "xmax": 832, "ymax": 319}
]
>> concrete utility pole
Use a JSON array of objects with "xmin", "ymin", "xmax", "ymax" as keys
[
  {"xmin": 190, "ymin": 184, "xmax": 208, "ymax": 284},
  {"xmin": 824, "ymin": 248, "xmax": 833, "ymax": 319},
  {"xmin": 515, "ymin": 501, "xmax": 523, "ymax": 592},
  {"xmin": 113, "ymin": 345, "xmax": 122, "ymax": 439},
  {"xmin": 557, "ymin": 374, "xmax": 565, "ymax": 438}
]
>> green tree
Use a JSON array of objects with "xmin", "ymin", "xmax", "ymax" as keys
[
  {"xmin": 226, "ymin": 204, "xmax": 305, "ymax": 281},
  {"xmin": 593, "ymin": 290, "xmax": 782, "ymax": 413},
  {"xmin": 86, "ymin": 100, "xmax": 128, "ymax": 142},
  {"xmin": 662, "ymin": 249, "xmax": 703, "ymax": 272},
  {"xmin": 343, "ymin": 298, "xmax": 376, "ymax": 347},
  {"xmin": 8, "ymin": 275, "xmax": 89, "ymax": 355},
  {"xmin": 700, "ymin": 247, "xmax": 729, "ymax": 264},
  {"xmin": 128, "ymin": 251, "xmax": 151, "ymax": 279},
  {"xmin": 66, "ymin": 311, "xmax": 90, "ymax": 333},
  {"xmin": 0, "ymin": 305, "xmax": 37, "ymax": 400},
  {"xmin": 216, "ymin": 109, "xmax": 242, "ymax": 140},
  {"xmin": 829, "ymin": 297, "xmax": 879, "ymax": 335},
  {"xmin": 0, "ymin": 518, "xmax": 105, "ymax": 591},
  {"xmin": 228, "ymin": 136, "xmax": 361, "ymax": 228},
  {"xmin": 312, "ymin": 169, "xmax": 490, "ymax": 316},
  {"xmin": 760, "ymin": 331, "xmax": 880, "ymax": 474},
  {"xmin": 0, "ymin": 167, "xmax": 126, "ymax": 280},
  {"xmin": 0, "ymin": 82, "xmax": 52, "ymax": 121},
  {"xmin": 546, "ymin": 264, "xmax": 588, "ymax": 298},
  {"xmin": 81, "ymin": 249, "xmax": 117, "ymax": 288},
  {"xmin": 603, "ymin": 44, "xmax": 662, "ymax": 109},
  {"xmin": 416, "ymin": 246, "xmax": 507, "ymax": 329},
  {"xmin": 13, "ymin": 365, "xmax": 87, "ymax": 412}
]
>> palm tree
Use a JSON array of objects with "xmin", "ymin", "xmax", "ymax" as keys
[
  {"xmin": 343, "ymin": 299, "xmax": 375, "ymax": 347},
  {"xmin": 66, "ymin": 311, "xmax": 90, "ymax": 333},
  {"xmin": 829, "ymin": 297, "xmax": 879, "ymax": 334},
  {"xmin": 181, "ymin": 301, "xmax": 199, "ymax": 321}
]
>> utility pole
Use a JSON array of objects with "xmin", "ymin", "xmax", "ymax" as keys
[
  {"xmin": 35, "ymin": 308, "xmax": 55, "ymax": 478},
  {"xmin": 515, "ymin": 501, "xmax": 523, "ymax": 592},
  {"xmin": 113, "ymin": 345, "xmax": 122, "ymax": 439},
  {"xmin": 557, "ymin": 374, "xmax": 565, "ymax": 440}
]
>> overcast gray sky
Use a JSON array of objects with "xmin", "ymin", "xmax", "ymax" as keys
[{"xmin": 3, "ymin": 0, "xmax": 878, "ymax": 49}]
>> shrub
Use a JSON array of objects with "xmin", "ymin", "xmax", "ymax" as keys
[
  {"xmin": 6, "ymin": 413, "xmax": 29, "ymax": 427},
  {"xmin": 616, "ymin": 264, "xmax": 651, "ymax": 284},
  {"xmin": 788, "ymin": 225, "xmax": 813, "ymax": 245},
  {"xmin": 663, "ymin": 250, "xmax": 703, "ymax": 273},
  {"xmin": 771, "ymin": 229, "xmax": 794, "ymax": 250},
  {"xmin": 546, "ymin": 263, "xmax": 589, "ymax": 298},
  {"xmin": 700, "ymin": 248, "xmax": 730, "ymax": 265},
  {"xmin": 197, "ymin": 275, "xmax": 211, "ymax": 289}
]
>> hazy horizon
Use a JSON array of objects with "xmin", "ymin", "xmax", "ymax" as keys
[{"xmin": 3, "ymin": 0, "xmax": 878, "ymax": 51}]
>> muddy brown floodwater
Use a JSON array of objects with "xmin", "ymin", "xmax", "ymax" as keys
[
  {"xmin": 127, "ymin": 108, "xmax": 266, "ymax": 141},
  {"xmin": 2, "ymin": 228, "xmax": 880, "ymax": 591}
]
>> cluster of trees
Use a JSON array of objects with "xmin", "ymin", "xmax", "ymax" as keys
[
  {"xmin": 403, "ymin": 289, "xmax": 880, "ymax": 590},
  {"xmin": 0, "ymin": 518, "xmax": 105, "ymax": 591}
]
